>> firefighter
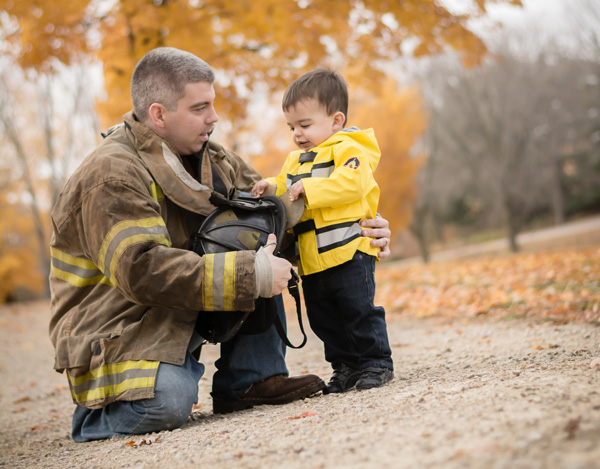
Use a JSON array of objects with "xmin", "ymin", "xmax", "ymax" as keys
[{"xmin": 49, "ymin": 47, "xmax": 392, "ymax": 442}]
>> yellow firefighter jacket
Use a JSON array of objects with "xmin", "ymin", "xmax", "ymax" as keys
[
  {"xmin": 266, "ymin": 127, "xmax": 381, "ymax": 276},
  {"xmin": 49, "ymin": 112, "xmax": 261, "ymax": 409}
]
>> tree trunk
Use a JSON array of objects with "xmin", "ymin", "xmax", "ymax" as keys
[
  {"xmin": 0, "ymin": 79, "xmax": 51, "ymax": 297},
  {"xmin": 502, "ymin": 194, "xmax": 521, "ymax": 253},
  {"xmin": 410, "ymin": 212, "xmax": 430, "ymax": 263},
  {"xmin": 418, "ymin": 232, "xmax": 430, "ymax": 263},
  {"xmin": 551, "ymin": 156, "xmax": 566, "ymax": 225},
  {"xmin": 507, "ymin": 220, "xmax": 520, "ymax": 253}
]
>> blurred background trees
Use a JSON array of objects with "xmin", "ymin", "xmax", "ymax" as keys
[
  {"xmin": 413, "ymin": 3, "xmax": 600, "ymax": 258},
  {"xmin": 0, "ymin": 0, "xmax": 599, "ymax": 302}
]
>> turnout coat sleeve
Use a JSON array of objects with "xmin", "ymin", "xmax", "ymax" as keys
[{"xmin": 49, "ymin": 113, "xmax": 258, "ymax": 408}]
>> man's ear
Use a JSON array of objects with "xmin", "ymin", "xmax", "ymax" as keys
[
  {"xmin": 332, "ymin": 111, "xmax": 346, "ymax": 131},
  {"xmin": 148, "ymin": 103, "xmax": 167, "ymax": 129}
]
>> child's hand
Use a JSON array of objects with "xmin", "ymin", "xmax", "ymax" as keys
[
  {"xmin": 289, "ymin": 180, "xmax": 305, "ymax": 202},
  {"xmin": 251, "ymin": 180, "xmax": 270, "ymax": 197}
]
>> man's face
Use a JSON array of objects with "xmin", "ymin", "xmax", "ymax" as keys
[
  {"xmin": 284, "ymin": 98, "xmax": 339, "ymax": 151},
  {"xmin": 162, "ymin": 81, "xmax": 219, "ymax": 155}
]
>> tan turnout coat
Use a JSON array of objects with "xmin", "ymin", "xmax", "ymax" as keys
[{"xmin": 49, "ymin": 112, "xmax": 261, "ymax": 408}]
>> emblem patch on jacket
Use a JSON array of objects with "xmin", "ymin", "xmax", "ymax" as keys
[{"xmin": 343, "ymin": 157, "xmax": 360, "ymax": 169}]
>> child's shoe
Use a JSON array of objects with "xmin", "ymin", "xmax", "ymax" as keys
[
  {"xmin": 355, "ymin": 367, "xmax": 393, "ymax": 390},
  {"xmin": 323, "ymin": 364, "xmax": 361, "ymax": 394}
]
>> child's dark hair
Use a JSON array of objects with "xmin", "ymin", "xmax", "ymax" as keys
[{"xmin": 282, "ymin": 68, "xmax": 348, "ymax": 125}]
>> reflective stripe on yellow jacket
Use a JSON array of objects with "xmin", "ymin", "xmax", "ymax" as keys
[{"xmin": 266, "ymin": 128, "xmax": 381, "ymax": 276}]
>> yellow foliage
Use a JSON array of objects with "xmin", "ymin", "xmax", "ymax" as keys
[
  {"xmin": 0, "ymin": 0, "xmax": 521, "ymax": 126},
  {"xmin": 0, "ymin": 0, "xmax": 90, "ymax": 72},
  {"xmin": 0, "ymin": 195, "xmax": 44, "ymax": 303}
]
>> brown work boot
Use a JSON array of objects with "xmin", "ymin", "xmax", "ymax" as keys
[{"xmin": 212, "ymin": 374, "xmax": 325, "ymax": 414}]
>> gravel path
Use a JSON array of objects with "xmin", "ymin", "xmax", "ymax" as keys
[{"xmin": 1, "ymin": 300, "xmax": 599, "ymax": 469}]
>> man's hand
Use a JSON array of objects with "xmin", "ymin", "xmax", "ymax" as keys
[
  {"xmin": 361, "ymin": 216, "xmax": 391, "ymax": 259},
  {"xmin": 262, "ymin": 234, "xmax": 292, "ymax": 296},
  {"xmin": 289, "ymin": 180, "xmax": 305, "ymax": 202},
  {"xmin": 251, "ymin": 180, "xmax": 271, "ymax": 198}
]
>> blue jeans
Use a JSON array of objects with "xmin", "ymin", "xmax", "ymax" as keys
[
  {"xmin": 212, "ymin": 295, "xmax": 288, "ymax": 399},
  {"xmin": 301, "ymin": 251, "xmax": 393, "ymax": 371},
  {"xmin": 71, "ymin": 295, "xmax": 289, "ymax": 442}
]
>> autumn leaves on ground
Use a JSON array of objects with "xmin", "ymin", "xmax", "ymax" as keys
[{"xmin": 377, "ymin": 247, "xmax": 600, "ymax": 325}]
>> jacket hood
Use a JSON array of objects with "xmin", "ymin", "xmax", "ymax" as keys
[{"xmin": 319, "ymin": 127, "xmax": 381, "ymax": 172}]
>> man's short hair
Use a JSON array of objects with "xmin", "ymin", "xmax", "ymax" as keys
[
  {"xmin": 131, "ymin": 47, "xmax": 215, "ymax": 122},
  {"xmin": 282, "ymin": 68, "xmax": 348, "ymax": 124}
]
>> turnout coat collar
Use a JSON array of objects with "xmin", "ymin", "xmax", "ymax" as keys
[{"xmin": 123, "ymin": 111, "xmax": 234, "ymax": 215}]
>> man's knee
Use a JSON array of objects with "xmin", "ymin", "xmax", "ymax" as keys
[
  {"xmin": 142, "ymin": 355, "xmax": 204, "ymax": 430},
  {"xmin": 140, "ymin": 388, "xmax": 195, "ymax": 430}
]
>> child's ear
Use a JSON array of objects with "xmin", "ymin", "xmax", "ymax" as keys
[{"xmin": 332, "ymin": 111, "xmax": 345, "ymax": 131}]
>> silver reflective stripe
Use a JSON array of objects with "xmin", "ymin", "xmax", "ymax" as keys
[
  {"xmin": 202, "ymin": 252, "xmax": 236, "ymax": 311},
  {"xmin": 51, "ymin": 257, "xmax": 102, "ymax": 279},
  {"xmin": 50, "ymin": 247, "xmax": 111, "ymax": 287},
  {"xmin": 315, "ymin": 221, "xmax": 362, "ymax": 253},
  {"xmin": 311, "ymin": 161, "xmax": 334, "ymax": 178},
  {"xmin": 70, "ymin": 367, "xmax": 157, "ymax": 396},
  {"xmin": 104, "ymin": 225, "xmax": 169, "ymax": 279},
  {"xmin": 67, "ymin": 360, "xmax": 159, "ymax": 404},
  {"xmin": 211, "ymin": 252, "xmax": 226, "ymax": 311}
]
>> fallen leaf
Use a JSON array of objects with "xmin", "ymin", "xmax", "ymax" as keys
[
  {"xmin": 125, "ymin": 436, "xmax": 161, "ymax": 448},
  {"xmin": 376, "ymin": 247, "xmax": 600, "ymax": 324},
  {"xmin": 565, "ymin": 417, "xmax": 581, "ymax": 439},
  {"xmin": 30, "ymin": 423, "xmax": 54, "ymax": 431},
  {"xmin": 287, "ymin": 411, "xmax": 318, "ymax": 420}
]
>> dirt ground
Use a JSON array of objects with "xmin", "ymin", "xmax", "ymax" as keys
[{"xmin": 1, "ymin": 299, "xmax": 599, "ymax": 469}]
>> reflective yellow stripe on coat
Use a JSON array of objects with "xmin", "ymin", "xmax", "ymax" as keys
[
  {"xmin": 67, "ymin": 360, "xmax": 159, "ymax": 405},
  {"xmin": 50, "ymin": 248, "xmax": 112, "ymax": 287},
  {"xmin": 202, "ymin": 251, "xmax": 236, "ymax": 311},
  {"xmin": 97, "ymin": 217, "xmax": 172, "ymax": 286}
]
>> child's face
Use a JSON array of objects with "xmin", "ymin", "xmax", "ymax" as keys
[{"xmin": 284, "ymin": 98, "xmax": 344, "ymax": 151}]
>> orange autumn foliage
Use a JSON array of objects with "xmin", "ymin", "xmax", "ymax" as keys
[
  {"xmin": 0, "ymin": 0, "xmax": 522, "ymax": 127},
  {"xmin": 376, "ymin": 247, "xmax": 600, "ymax": 324},
  {"xmin": 0, "ymin": 195, "xmax": 44, "ymax": 302},
  {"xmin": 353, "ymin": 82, "xmax": 426, "ymax": 233}
]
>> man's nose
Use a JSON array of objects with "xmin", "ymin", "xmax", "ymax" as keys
[{"xmin": 207, "ymin": 106, "xmax": 219, "ymax": 124}]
